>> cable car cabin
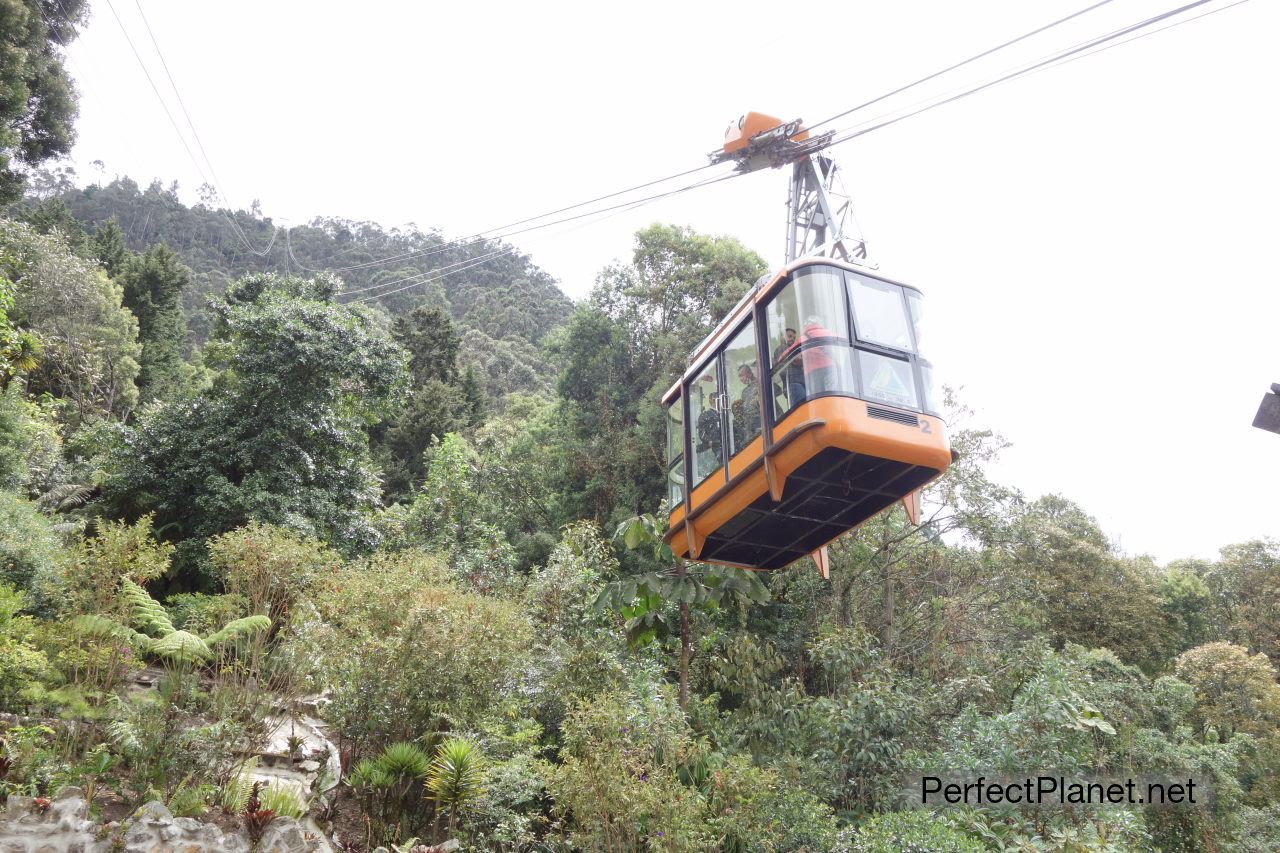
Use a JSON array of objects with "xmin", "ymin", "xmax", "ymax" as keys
[{"xmin": 662, "ymin": 258, "xmax": 951, "ymax": 571}]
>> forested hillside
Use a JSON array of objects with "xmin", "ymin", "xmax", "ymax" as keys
[
  {"xmin": 18, "ymin": 173, "xmax": 571, "ymax": 402},
  {"xmin": 2, "ymin": 3, "xmax": 1279, "ymax": 851}
]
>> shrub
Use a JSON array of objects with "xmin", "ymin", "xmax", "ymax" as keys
[
  {"xmin": 0, "ymin": 492, "xmax": 63, "ymax": 614},
  {"xmin": 832, "ymin": 811, "xmax": 987, "ymax": 853},
  {"xmin": 208, "ymin": 522, "xmax": 340, "ymax": 631},
  {"xmin": 545, "ymin": 689, "xmax": 711, "ymax": 851},
  {"xmin": 65, "ymin": 515, "xmax": 172, "ymax": 618},
  {"xmin": 0, "ymin": 585, "xmax": 51, "ymax": 712},
  {"xmin": 1175, "ymin": 642, "xmax": 1280, "ymax": 740},
  {"xmin": 295, "ymin": 550, "xmax": 532, "ymax": 749}
]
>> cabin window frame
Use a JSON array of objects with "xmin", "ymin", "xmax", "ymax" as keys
[
  {"xmin": 764, "ymin": 264, "xmax": 858, "ymax": 423},
  {"xmin": 665, "ymin": 392, "xmax": 686, "ymax": 509}
]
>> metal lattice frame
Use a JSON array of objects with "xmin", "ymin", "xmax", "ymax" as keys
[{"xmin": 785, "ymin": 154, "xmax": 867, "ymax": 265}]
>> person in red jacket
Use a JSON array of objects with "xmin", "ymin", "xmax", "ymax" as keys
[{"xmin": 780, "ymin": 318, "xmax": 839, "ymax": 404}]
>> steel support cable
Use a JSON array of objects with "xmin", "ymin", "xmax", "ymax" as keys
[
  {"xmin": 822, "ymin": 0, "xmax": 1225, "ymax": 151},
  {"xmin": 338, "ymin": 169, "xmax": 743, "ymax": 301},
  {"xmin": 291, "ymin": 160, "xmax": 724, "ymax": 276},
  {"xmin": 802, "ymin": 0, "xmax": 1121, "ymax": 137},
  {"xmin": 102, "ymin": 0, "xmax": 277, "ymax": 257},
  {"xmin": 131, "ymin": 0, "xmax": 272, "ymax": 256},
  {"xmin": 1016, "ymin": 0, "xmax": 1253, "ymax": 80}
]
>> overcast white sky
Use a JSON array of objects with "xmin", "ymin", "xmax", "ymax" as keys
[{"xmin": 60, "ymin": 0, "xmax": 1278, "ymax": 563}]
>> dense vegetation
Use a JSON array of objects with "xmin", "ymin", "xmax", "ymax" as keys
[{"xmin": 2, "ymin": 7, "xmax": 1278, "ymax": 851}]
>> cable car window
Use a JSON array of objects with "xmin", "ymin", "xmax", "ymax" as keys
[
  {"xmin": 666, "ymin": 398, "xmax": 685, "ymax": 505},
  {"xmin": 689, "ymin": 362, "xmax": 724, "ymax": 486},
  {"xmin": 850, "ymin": 276, "xmax": 913, "ymax": 352},
  {"xmin": 859, "ymin": 350, "xmax": 919, "ymax": 410},
  {"xmin": 905, "ymin": 289, "xmax": 925, "ymax": 353},
  {"xmin": 766, "ymin": 267, "xmax": 849, "ymax": 365},
  {"xmin": 772, "ymin": 346, "xmax": 855, "ymax": 414},
  {"xmin": 767, "ymin": 267, "xmax": 851, "ymax": 418},
  {"xmin": 919, "ymin": 359, "xmax": 938, "ymax": 415},
  {"xmin": 724, "ymin": 321, "xmax": 761, "ymax": 455}
]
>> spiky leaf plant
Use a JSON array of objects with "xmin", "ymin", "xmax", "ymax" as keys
[
  {"xmin": 378, "ymin": 742, "xmax": 430, "ymax": 779},
  {"xmin": 425, "ymin": 738, "xmax": 484, "ymax": 836}
]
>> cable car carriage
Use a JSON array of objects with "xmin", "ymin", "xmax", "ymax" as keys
[{"xmin": 662, "ymin": 114, "xmax": 953, "ymax": 574}]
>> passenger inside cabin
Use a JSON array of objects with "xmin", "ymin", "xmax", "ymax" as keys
[
  {"xmin": 773, "ymin": 326, "xmax": 805, "ymax": 407},
  {"xmin": 732, "ymin": 363, "xmax": 761, "ymax": 449},
  {"xmin": 694, "ymin": 373, "xmax": 722, "ymax": 475}
]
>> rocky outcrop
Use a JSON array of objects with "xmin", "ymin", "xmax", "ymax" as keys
[{"xmin": 0, "ymin": 788, "xmax": 331, "ymax": 853}]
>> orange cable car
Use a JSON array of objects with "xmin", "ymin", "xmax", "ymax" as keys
[{"xmin": 662, "ymin": 257, "xmax": 951, "ymax": 571}]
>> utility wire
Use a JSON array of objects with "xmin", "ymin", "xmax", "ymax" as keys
[
  {"xmin": 1021, "ymin": 0, "xmax": 1252, "ymax": 80},
  {"xmin": 803, "ymin": 0, "xmax": 1120, "ymax": 135},
  {"xmin": 343, "ymin": 0, "xmax": 1243, "ymax": 304}
]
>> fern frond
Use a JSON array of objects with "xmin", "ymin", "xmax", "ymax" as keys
[
  {"xmin": 205, "ymin": 615, "xmax": 271, "ymax": 648},
  {"xmin": 150, "ymin": 630, "xmax": 211, "ymax": 664},
  {"xmin": 122, "ymin": 577, "xmax": 175, "ymax": 637},
  {"xmin": 70, "ymin": 614, "xmax": 153, "ymax": 651}
]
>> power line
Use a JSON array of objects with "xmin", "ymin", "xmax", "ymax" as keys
[
  {"xmin": 345, "ymin": 181, "xmax": 691, "ymax": 306},
  {"xmin": 1022, "ymin": 0, "xmax": 1253, "ymax": 79},
  {"xmin": 130, "ymin": 0, "xmax": 276, "ymax": 257}
]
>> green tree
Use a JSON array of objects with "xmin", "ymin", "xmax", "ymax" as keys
[
  {"xmin": 91, "ymin": 217, "xmax": 128, "ymax": 277},
  {"xmin": 101, "ymin": 273, "xmax": 405, "ymax": 576},
  {"xmin": 1208, "ymin": 540, "xmax": 1280, "ymax": 660},
  {"xmin": 1, "ymin": 220, "xmax": 141, "ymax": 424},
  {"xmin": 1010, "ymin": 495, "xmax": 1174, "ymax": 671},
  {"xmin": 117, "ymin": 244, "xmax": 191, "ymax": 401},
  {"xmin": 1174, "ymin": 641, "xmax": 1280, "ymax": 740},
  {"xmin": 0, "ymin": 0, "xmax": 86, "ymax": 203},
  {"xmin": 553, "ymin": 224, "xmax": 766, "ymax": 523},
  {"xmin": 374, "ymin": 305, "xmax": 474, "ymax": 500}
]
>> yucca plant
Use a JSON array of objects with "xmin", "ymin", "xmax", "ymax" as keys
[{"xmin": 425, "ymin": 738, "xmax": 484, "ymax": 840}]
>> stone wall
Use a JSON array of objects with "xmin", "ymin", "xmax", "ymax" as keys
[{"xmin": 0, "ymin": 788, "xmax": 330, "ymax": 853}]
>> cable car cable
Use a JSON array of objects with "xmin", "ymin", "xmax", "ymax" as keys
[
  {"xmin": 338, "ymin": 169, "xmax": 742, "ymax": 301},
  {"xmin": 293, "ymin": 160, "xmax": 724, "ymax": 276},
  {"xmin": 101, "ymin": 0, "xmax": 276, "ymax": 258},
  {"xmin": 129, "ymin": 0, "xmax": 271, "ymax": 257},
  {"xmin": 802, "ymin": 0, "xmax": 1121, "ymax": 137},
  {"xmin": 822, "ymin": 0, "xmax": 1228, "ymax": 151}
]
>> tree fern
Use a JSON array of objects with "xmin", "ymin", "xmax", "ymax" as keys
[
  {"xmin": 205, "ymin": 615, "xmax": 271, "ymax": 649},
  {"xmin": 122, "ymin": 577, "xmax": 175, "ymax": 637},
  {"xmin": 150, "ymin": 630, "xmax": 212, "ymax": 664},
  {"xmin": 70, "ymin": 613, "xmax": 153, "ymax": 649}
]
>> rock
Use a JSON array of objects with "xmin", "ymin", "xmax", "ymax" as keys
[
  {"xmin": 132, "ymin": 800, "xmax": 173, "ymax": 824},
  {"xmin": 297, "ymin": 760, "xmax": 321, "ymax": 773}
]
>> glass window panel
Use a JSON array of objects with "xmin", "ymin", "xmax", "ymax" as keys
[
  {"xmin": 724, "ymin": 322, "xmax": 761, "ymax": 456},
  {"xmin": 859, "ymin": 350, "xmax": 919, "ymax": 410},
  {"xmin": 666, "ymin": 397, "xmax": 683, "ymax": 468},
  {"xmin": 668, "ymin": 465, "xmax": 685, "ymax": 507},
  {"xmin": 772, "ymin": 346, "xmax": 855, "ymax": 417},
  {"xmin": 688, "ymin": 361, "xmax": 724, "ymax": 485},
  {"xmin": 919, "ymin": 360, "xmax": 938, "ymax": 415},
  {"xmin": 766, "ymin": 266, "xmax": 849, "ymax": 369},
  {"xmin": 850, "ymin": 276, "xmax": 913, "ymax": 352},
  {"xmin": 905, "ymin": 290, "xmax": 925, "ymax": 354}
]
